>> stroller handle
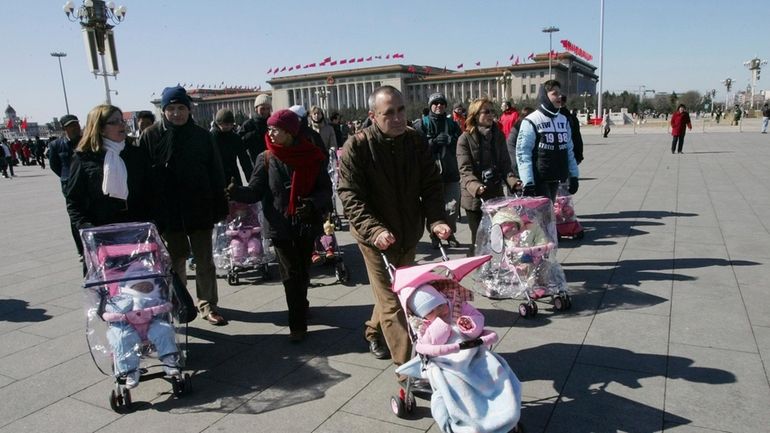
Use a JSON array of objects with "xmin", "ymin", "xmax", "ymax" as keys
[
  {"xmin": 380, "ymin": 252, "xmax": 396, "ymax": 283},
  {"xmin": 415, "ymin": 329, "xmax": 498, "ymax": 356}
]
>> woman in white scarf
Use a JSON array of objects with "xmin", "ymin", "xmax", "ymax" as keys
[{"xmin": 65, "ymin": 105, "xmax": 153, "ymax": 233}]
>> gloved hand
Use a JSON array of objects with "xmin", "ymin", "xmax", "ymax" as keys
[
  {"xmin": 432, "ymin": 133, "xmax": 450, "ymax": 147},
  {"xmin": 295, "ymin": 199, "xmax": 315, "ymax": 222},
  {"xmin": 225, "ymin": 177, "xmax": 237, "ymax": 200},
  {"xmin": 568, "ymin": 177, "xmax": 579, "ymax": 195},
  {"xmin": 522, "ymin": 184, "xmax": 537, "ymax": 197}
]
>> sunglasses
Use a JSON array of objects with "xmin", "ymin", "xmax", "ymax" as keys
[{"xmin": 105, "ymin": 119, "xmax": 126, "ymax": 126}]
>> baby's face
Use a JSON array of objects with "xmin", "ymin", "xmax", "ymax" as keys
[{"xmin": 425, "ymin": 302, "xmax": 449, "ymax": 321}]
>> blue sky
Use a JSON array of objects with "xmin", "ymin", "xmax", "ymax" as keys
[{"xmin": 1, "ymin": 0, "xmax": 767, "ymax": 123}]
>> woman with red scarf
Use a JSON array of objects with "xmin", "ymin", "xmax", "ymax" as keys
[{"xmin": 228, "ymin": 109, "xmax": 331, "ymax": 342}]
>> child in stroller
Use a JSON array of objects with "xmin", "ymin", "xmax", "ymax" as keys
[
  {"xmin": 554, "ymin": 182, "xmax": 584, "ymax": 239},
  {"xmin": 392, "ymin": 255, "xmax": 522, "ymax": 433},
  {"xmin": 213, "ymin": 201, "xmax": 272, "ymax": 285},
  {"xmin": 82, "ymin": 222, "xmax": 191, "ymax": 412},
  {"xmin": 474, "ymin": 196, "xmax": 571, "ymax": 317},
  {"xmin": 309, "ymin": 215, "xmax": 349, "ymax": 284}
]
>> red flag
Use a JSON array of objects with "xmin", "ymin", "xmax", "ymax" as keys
[
  {"xmin": 456, "ymin": 63, "xmax": 463, "ymax": 69},
  {"xmin": 340, "ymin": 59, "xmax": 348, "ymax": 64},
  {"xmin": 514, "ymin": 56, "xmax": 520, "ymax": 65},
  {"xmin": 425, "ymin": 66, "xmax": 432, "ymax": 74},
  {"xmin": 21, "ymin": 118, "xmax": 27, "ymax": 131},
  {"xmin": 322, "ymin": 56, "xmax": 332, "ymax": 63},
  {"xmin": 366, "ymin": 56, "xmax": 372, "ymax": 61},
  {"xmin": 495, "ymin": 60, "xmax": 499, "ymax": 67},
  {"xmin": 308, "ymin": 63, "xmax": 316, "ymax": 67},
  {"xmin": 280, "ymin": 66, "xmax": 287, "ymax": 72},
  {"xmin": 330, "ymin": 60, "xmax": 337, "ymax": 66},
  {"xmin": 509, "ymin": 54, "xmax": 514, "ymax": 61},
  {"xmin": 289, "ymin": 66, "xmax": 294, "ymax": 71},
  {"xmin": 386, "ymin": 54, "xmax": 391, "ymax": 59},
  {"xmin": 475, "ymin": 61, "xmax": 481, "ymax": 66},
  {"xmin": 356, "ymin": 57, "xmax": 364, "ymax": 62},
  {"xmin": 407, "ymin": 66, "xmax": 416, "ymax": 73},
  {"xmin": 295, "ymin": 64, "xmax": 301, "ymax": 69},
  {"xmin": 527, "ymin": 52, "xmax": 535, "ymax": 60},
  {"xmin": 550, "ymin": 50, "xmax": 557, "ymax": 59},
  {"xmin": 6, "ymin": 118, "xmax": 14, "ymax": 129},
  {"xmin": 375, "ymin": 55, "xmax": 382, "ymax": 59},
  {"xmin": 349, "ymin": 57, "xmax": 355, "ymax": 63},
  {"xmin": 394, "ymin": 53, "xmax": 404, "ymax": 59},
  {"xmin": 267, "ymin": 67, "xmax": 272, "ymax": 74}
]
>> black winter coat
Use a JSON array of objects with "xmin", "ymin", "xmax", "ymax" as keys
[
  {"xmin": 211, "ymin": 126, "xmax": 253, "ymax": 186},
  {"xmin": 229, "ymin": 143, "xmax": 332, "ymax": 242},
  {"xmin": 140, "ymin": 119, "xmax": 228, "ymax": 233},
  {"xmin": 238, "ymin": 116, "xmax": 268, "ymax": 163},
  {"xmin": 65, "ymin": 145, "xmax": 154, "ymax": 229}
]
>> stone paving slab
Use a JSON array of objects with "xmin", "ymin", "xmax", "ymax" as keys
[{"xmin": 1, "ymin": 126, "xmax": 770, "ymax": 432}]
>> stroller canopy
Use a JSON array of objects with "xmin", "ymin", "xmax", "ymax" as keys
[{"xmin": 392, "ymin": 255, "xmax": 491, "ymax": 300}]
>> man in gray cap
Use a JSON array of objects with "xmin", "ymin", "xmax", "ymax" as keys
[
  {"xmin": 239, "ymin": 94, "xmax": 272, "ymax": 163},
  {"xmin": 414, "ymin": 92, "xmax": 462, "ymax": 249},
  {"xmin": 49, "ymin": 114, "xmax": 83, "ymax": 255}
]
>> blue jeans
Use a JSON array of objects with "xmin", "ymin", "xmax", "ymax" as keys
[
  {"xmin": 762, "ymin": 117, "xmax": 769, "ymax": 133},
  {"xmin": 106, "ymin": 320, "xmax": 178, "ymax": 374}
]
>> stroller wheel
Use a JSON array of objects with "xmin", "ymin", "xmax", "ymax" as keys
[
  {"xmin": 564, "ymin": 294, "xmax": 572, "ymax": 310},
  {"xmin": 109, "ymin": 389, "xmax": 121, "ymax": 412},
  {"xmin": 531, "ymin": 302, "xmax": 538, "ymax": 316},
  {"xmin": 390, "ymin": 394, "xmax": 407, "ymax": 418},
  {"xmin": 335, "ymin": 262, "xmax": 349, "ymax": 284},
  {"xmin": 227, "ymin": 272, "xmax": 239, "ymax": 286},
  {"xmin": 554, "ymin": 296, "xmax": 565, "ymax": 311},
  {"xmin": 406, "ymin": 391, "xmax": 417, "ymax": 413},
  {"xmin": 184, "ymin": 373, "xmax": 193, "ymax": 393},
  {"xmin": 121, "ymin": 388, "xmax": 133, "ymax": 411},
  {"xmin": 518, "ymin": 303, "xmax": 529, "ymax": 318},
  {"xmin": 172, "ymin": 376, "xmax": 185, "ymax": 397},
  {"xmin": 576, "ymin": 230, "xmax": 584, "ymax": 240}
]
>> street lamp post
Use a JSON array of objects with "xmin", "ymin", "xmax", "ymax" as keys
[
  {"xmin": 50, "ymin": 52, "xmax": 70, "ymax": 115},
  {"xmin": 722, "ymin": 78, "xmax": 733, "ymax": 108},
  {"xmin": 580, "ymin": 91, "xmax": 591, "ymax": 113},
  {"xmin": 496, "ymin": 70, "xmax": 512, "ymax": 102},
  {"xmin": 743, "ymin": 57, "xmax": 768, "ymax": 110},
  {"xmin": 62, "ymin": 0, "xmax": 127, "ymax": 105},
  {"xmin": 542, "ymin": 26, "xmax": 559, "ymax": 80}
]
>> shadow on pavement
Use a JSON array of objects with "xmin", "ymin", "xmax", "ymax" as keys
[
  {"xmin": 503, "ymin": 343, "xmax": 736, "ymax": 433},
  {"xmin": 0, "ymin": 298, "xmax": 51, "ymax": 322}
]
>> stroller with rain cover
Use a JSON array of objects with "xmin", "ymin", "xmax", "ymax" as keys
[
  {"xmin": 82, "ymin": 222, "xmax": 192, "ymax": 413},
  {"xmin": 389, "ymin": 254, "xmax": 522, "ymax": 432},
  {"xmin": 212, "ymin": 201, "xmax": 274, "ymax": 285},
  {"xmin": 554, "ymin": 182, "xmax": 584, "ymax": 239},
  {"xmin": 473, "ymin": 196, "xmax": 571, "ymax": 318}
]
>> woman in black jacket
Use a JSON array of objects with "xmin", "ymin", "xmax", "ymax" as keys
[
  {"xmin": 65, "ymin": 104, "xmax": 153, "ymax": 231},
  {"xmin": 228, "ymin": 109, "xmax": 331, "ymax": 342},
  {"xmin": 456, "ymin": 98, "xmax": 520, "ymax": 256},
  {"xmin": 212, "ymin": 109, "xmax": 253, "ymax": 186}
]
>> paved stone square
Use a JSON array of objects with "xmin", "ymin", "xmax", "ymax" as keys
[{"xmin": 1, "ymin": 120, "xmax": 769, "ymax": 432}]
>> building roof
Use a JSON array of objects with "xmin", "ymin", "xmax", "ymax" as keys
[
  {"xmin": 267, "ymin": 64, "xmax": 446, "ymax": 85},
  {"xmin": 5, "ymin": 104, "xmax": 15, "ymax": 115}
]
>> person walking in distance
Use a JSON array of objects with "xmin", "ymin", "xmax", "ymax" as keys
[{"xmin": 670, "ymin": 104, "xmax": 692, "ymax": 154}]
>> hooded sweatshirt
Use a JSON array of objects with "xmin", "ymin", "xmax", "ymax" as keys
[{"xmin": 515, "ymin": 86, "xmax": 579, "ymax": 186}]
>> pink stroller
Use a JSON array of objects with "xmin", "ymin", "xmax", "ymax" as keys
[
  {"xmin": 388, "ymin": 255, "xmax": 522, "ymax": 432},
  {"xmin": 81, "ymin": 222, "xmax": 191, "ymax": 413},
  {"xmin": 474, "ymin": 196, "xmax": 571, "ymax": 318},
  {"xmin": 212, "ymin": 201, "xmax": 273, "ymax": 285},
  {"xmin": 554, "ymin": 182, "xmax": 584, "ymax": 239}
]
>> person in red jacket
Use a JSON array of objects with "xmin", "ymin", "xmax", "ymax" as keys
[
  {"xmin": 670, "ymin": 104, "xmax": 692, "ymax": 154},
  {"xmin": 452, "ymin": 102, "xmax": 466, "ymax": 132},
  {"xmin": 498, "ymin": 101, "xmax": 519, "ymax": 139}
]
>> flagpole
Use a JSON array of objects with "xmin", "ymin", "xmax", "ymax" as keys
[{"xmin": 597, "ymin": 0, "xmax": 605, "ymax": 120}]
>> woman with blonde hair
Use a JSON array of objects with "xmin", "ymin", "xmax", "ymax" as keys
[
  {"xmin": 456, "ymin": 98, "xmax": 521, "ymax": 255},
  {"xmin": 65, "ymin": 104, "xmax": 153, "ymax": 231},
  {"xmin": 308, "ymin": 105, "xmax": 338, "ymax": 152}
]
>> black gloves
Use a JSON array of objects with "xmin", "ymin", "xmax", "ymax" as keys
[
  {"xmin": 295, "ymin": 199, "xmax": 316, "ymax": 222},
  {"xmin": 432, "ymin": 133, "xmax": 450, "ymax": 147},
  {"xmin": 522, "ymin": 184, "xmax": 537, "ymax": 197},
  {"xmin": 568, "ymin": 177, "xmax": 579, "ymax": 195}
]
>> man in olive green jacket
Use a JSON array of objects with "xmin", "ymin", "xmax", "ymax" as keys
[{"xmin": 338, "ymin": 86, "xmax": 450, "ymax": 368}]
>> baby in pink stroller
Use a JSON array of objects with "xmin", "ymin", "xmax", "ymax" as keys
[
  {"xmin": 213, "ymin": 201, "xmax": 272, "ymax": 285},
  {"xmin": 554, "ymin": 182, "xmax": 584, "ymax": 239},
  {"xmin": 392, "ymin": 255, "xmax": 522, "ymax": 433}
]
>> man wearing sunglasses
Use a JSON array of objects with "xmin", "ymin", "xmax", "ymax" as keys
[{"xmin": 414, "ymin": 92, "xmax": 462, "ymax": 249}]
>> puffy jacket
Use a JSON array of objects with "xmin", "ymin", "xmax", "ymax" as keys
[
  {"xmin": 414, "ymin": 113, "xmax": 461, "ymax": 182},
  {"xmin": 139, "ymin": 118, "xmax": 228, "ymax": 233},
  {"xmin": 670, "ymin": 111, "xmax": 692, "ymax": 136},
  {"xmin": 211, "ymin": 126, "xmax": 253, "ymax": 186},
  {"xmin": 338, "ymin": 125, "xmax": 446, "ymax": 251},
  {"xmin": 498, "ymin": 108, "xmax": 519, "ymax": 139},
  {"xmin": 457, "ymin": 125, "xmax": 519, "ymax": 211},
  {"xmin": 48, "ymin": 135, "xmax": 80, "ymax": 183}
]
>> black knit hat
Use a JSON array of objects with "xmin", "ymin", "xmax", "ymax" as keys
[{"xmin": 161, "ymin": 85, "xmax": 191, "ymax": 110}]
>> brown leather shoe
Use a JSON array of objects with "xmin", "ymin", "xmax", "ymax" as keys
[{"xmin": 204, "ymin": 311, "xmax": 228, "ymax": 326}]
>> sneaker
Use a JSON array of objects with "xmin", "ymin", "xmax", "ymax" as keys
[
  {"xmin": 203, "ymin": 311, "xmax": 228, "ymax": 326},
  {"xmin": 325, "ymin": 248, "xmax": 335, "ymax": 260},
  {"xmin": 125, "ymin": 370, "xmax": 140, "ymax": 389},
  {"xmin": 367, "ymin": 338, "xmax": 389, "ymax": 359},
  {"xmin": 160, "ymin": 354, "xmax": 180, "ymax": 377},
  {"xmin": 311, "ymin": 252, "xmax": 323, "ymax": 264}
]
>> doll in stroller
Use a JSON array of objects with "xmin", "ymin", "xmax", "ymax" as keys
[
  {"xmin": 390, "ymin": 255, "xmax": 522, "ymax": 433},
  {"xmin": 310, "ymin": 214, "xmax": 349, "ymax": 284},
  {"xmin": 82, "ymin": 222, "xmax": 191, "ymax": 413},
  {"xmin": 474, "ymin": 196, "xmax": 571, "ymax": 317},
  {"xmin": 554, "ymin": 182, "xmax": 584, "ymax": 239},
  {"xmin": 213, "ymin": 201, "xmax": 272, "ymax": 285}
]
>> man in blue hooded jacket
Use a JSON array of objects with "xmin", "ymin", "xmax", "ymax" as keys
[{"xmin": 516, "ymin": 80, "xmax": 579, "ymax": 202}]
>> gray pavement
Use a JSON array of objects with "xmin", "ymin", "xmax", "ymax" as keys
[{"xmin": 1, "ymin": 121, "xmax": 770, "ymax": 432}]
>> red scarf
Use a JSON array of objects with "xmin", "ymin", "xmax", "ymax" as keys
[{"xmin": 265, "ymin": 133, "xmax": 325, "ymax": 215}]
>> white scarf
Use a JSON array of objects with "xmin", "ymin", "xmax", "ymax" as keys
[{"xmin": 102, "ymin": 137, "xmax": 128, "ymax": 200}]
